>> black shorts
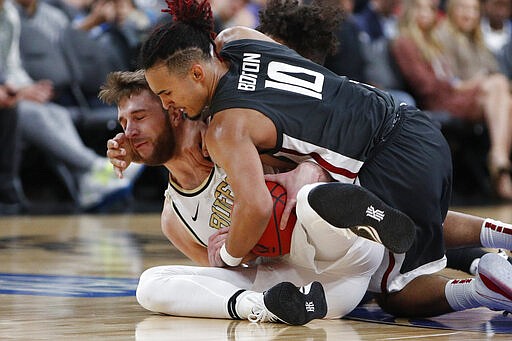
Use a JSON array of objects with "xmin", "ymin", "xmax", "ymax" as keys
[{"xmin": 359, "ymin": 105, "xmax": 452, "ymax": 275}]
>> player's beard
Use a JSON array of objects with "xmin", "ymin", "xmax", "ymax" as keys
[{"xmin": 135, "ymin": 116, "xmax": 176, "ymax": 166}]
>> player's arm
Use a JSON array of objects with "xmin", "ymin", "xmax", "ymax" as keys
[
  {"xmin": 205, "ymin": 109, "xmax": 276, "ymax": 264},
  {"xmin": 215, "ymin": 26, "xmax": 276, "ymax": 52},
  {"xmin": 161, "ymin": 196, "xmax": 209, "ymax": 266}
]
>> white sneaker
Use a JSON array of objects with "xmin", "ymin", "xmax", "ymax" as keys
[
  {"xmin": 78, "ymin": 159, "xmax": 132, "ymax": 210},
  {"xmin": 121, "ymin": 162, "xmax": 145, "ymax": 182},
  {"xmin": 474, "ymin": 252, "xmax": 512, "ymax": 313},
  {"xmin": 247, "ymin": 302, "xmax": 281, "ymax": 323}
]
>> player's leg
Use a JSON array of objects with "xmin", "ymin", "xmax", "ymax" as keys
[
  {"xmin": 136, "ymin": 265, "xmax": 257, "ymax": 319},
  {"xmin": 288, "ymin": 188, "xmax": 384, "ymax": 317},
  {"xmin": 294, "ymin": 186, "xmax": 385, "ymax": 276},
  {"xmin": 446, "ymin": 247, "xmax": 487, "ymax": 275},
  {"xmin": 444, "ymin": 210, "xmax": 512, "ymax": 251},
  {"xmin": 373, "ymin": 252, "xmax": 512, "ymax": 317},
  {"xmin": 375, "ymin": 273, "xmax": 451, "ymax": 317},
  {"xmin": 301, "ymin": 182, "xmax": 415, "ymax": 254},
  {"xmin": 444, "ymin": 211, "xmax": 512, "ymax": 274},
  {"xmin": 136, "ymin": 264, "xmax": 327, "ymax": 325}
]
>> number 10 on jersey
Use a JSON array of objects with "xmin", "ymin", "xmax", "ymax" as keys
[{"xmin": 265, "ymin": 61, "xmax": 325, "ymax": 100}]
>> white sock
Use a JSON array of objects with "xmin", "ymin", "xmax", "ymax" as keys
[
  {"xmin": 444, "ymin": 278, "xmax": 481, "ymax": 311},
  {"xmin": 480, "ymin": 218, "xmax": 512, "ymax": 250},
  {"xmin": 233, "ymin": 290, "xmax": 264, "ymax": 319}
]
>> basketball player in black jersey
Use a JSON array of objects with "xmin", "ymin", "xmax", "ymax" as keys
[
  {"xmin": 104, "ymin": 69, "xmax": 512, "ymax": 321},
  {"xmin": 135, "ymin": 0, "xmax": 512, "ymax": 317}
]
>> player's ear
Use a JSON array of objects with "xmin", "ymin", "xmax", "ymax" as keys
[
  {"xmin": 169, "ymin": 108, "xmax": 182, "ymax": 127},
  {"xmin": 190, "ymin": 64, "xmax": 204, "ymax": 82}
]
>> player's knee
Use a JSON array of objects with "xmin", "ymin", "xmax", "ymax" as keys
[
  {"xmin": 295, "ymin": 183, "xmax": 327, "ymax": 228},
  {"xmin": 136, "ymin": 266, "xmax": 170, "ymax": 312},
  {"xmin": 374, "ymin": 293, "xmax": 398, "ymax": 316},
  {"xmin": 136, "ymin": 268, "xmax": 157, "ymax": 310}
]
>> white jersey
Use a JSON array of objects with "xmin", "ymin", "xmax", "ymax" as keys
[
  {"xmin": 164, "ymin": 166, "xmax": 383, "ymax": 278},
  {"xmin": 164, "ymin": 165, "xmax": 233, "ymax": 247}
]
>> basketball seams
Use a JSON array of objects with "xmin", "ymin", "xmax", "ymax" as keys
[
  {"xmin": 270, "ymin": 181, "xmax": 287, "ymax": 255},
  {"xmin": 272, "ymin": 189, "xmax": 283, "ymax": 255},
  {"xmin": 251, "ymin": 180, "xmax": 294, "ymax": 257}
]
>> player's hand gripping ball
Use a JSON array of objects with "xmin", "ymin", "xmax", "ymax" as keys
[{"xmin": 251, "ymin": 181, "xmax": 296, "ymax": 257}]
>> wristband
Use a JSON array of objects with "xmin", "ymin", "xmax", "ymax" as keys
[{"xmin": 220, "ymin": 243, "xmax": 243, "ymax": 267}]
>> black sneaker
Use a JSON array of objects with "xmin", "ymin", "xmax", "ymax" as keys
[
  {"xmin": 261, "ymin": 281, "xmax": 327, "ymax": 325},
  {"xmin": 307, "ymin": 183, "xmax": 415, "ymax": 254}
]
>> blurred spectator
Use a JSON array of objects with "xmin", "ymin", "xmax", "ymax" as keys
[
  {"xmin": 55, "ymin": 0, "xmax": 151, "ymax": 69},
  {"xmin": 71, "ymin": 0, "xmax": 151, "ymax": 37},
  {"xmin": 353, "ymin": 0, "xmax": 416, "ymax": 104},
  {"xmin": 480, "ymin": 0, "xmax": 512, "ymax": 56},
  {"xmin": 244, "ymin": 0, "xmax": 266, "ymax": 27},
  {"xmin": 15, "ymin": 0, "xmax": 116, "ymax": 108},
  {"xmin": 0, "ymin": 71, "xmax": 24, "ymax": 215},
  {"xmin": 43, "ymin": 0, "xmax": 94, "ymax": 24},
  {"xmin": 323, "ymin": 0, "xmax": 368, "ymax": 81},
  {"xmin": 210, "ymin": 0, "xmax": 251, "ymax": 32},
  {"xmin": 0, "ymin": 0, "xmax": 143, "ymax": 210},
  {"xmin": 499, "ymin": 39, "xmax": 512, "ymax": 79},
  {"xmin": 17, "ymin": 0, "xmax": 69, "ymax": 42},
  {"xmin": 15, "ymin": 0, "xmax": 76, "ymax": 105},
  {"xmin": 436, "ymin": 0, "xmax": 512, "ymax": 200},
  {"xmin": 436, "ymin": 0, "xmax": 500, "ymax": 80},
  {"xmin": 132, "ymin": 0, "xmax": 165, "ymax": 24},
  {"xmin": 392, "ymin": 0, "xmax": 512, "ymax": 200},
  {"xmin": 354, "ymin": 0, "xmax": 400, "ymax": 40},
  {"xmin": 481, "ymin": 0, "xmax": 512, "ymax": 77}
]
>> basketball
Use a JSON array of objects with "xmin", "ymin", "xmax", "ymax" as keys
[{"xmin": 251, "ymin": 181, "xmax": 297, "ymax": 257}]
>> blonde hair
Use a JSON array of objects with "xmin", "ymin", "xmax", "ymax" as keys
[
  {"xmin": 444, "ymin": 0, "xmax": 486, "ymax": 49},
  {"xmin": 398, "ymin": 0, "xmax": 445, "ymax": 62},
  {"xmin": 98, "ymin": 70, "xmax": 153, "ymax": 106}
]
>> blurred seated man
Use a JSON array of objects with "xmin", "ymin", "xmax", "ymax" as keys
[
  {"xmin": 0, "ymin": 0, "xmax": 143, "ymax": 210},
  {"xmin": 0, "ymin": 72, "xmax": 24, "ymax": 215}
]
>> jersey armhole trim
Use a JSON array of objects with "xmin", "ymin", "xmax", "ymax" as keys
[{"xmin": 171, "ymin": 201, "xmax": 207, "ymax": 247}]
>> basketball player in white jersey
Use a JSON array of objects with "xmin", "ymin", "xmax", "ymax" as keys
[
  {"xmin": 100, "ymin": 70, "xmax": 390, "ymax": 325},
  {"xmin": 102, "ymin": 70, "xmax": 512, "ymax": 322}
]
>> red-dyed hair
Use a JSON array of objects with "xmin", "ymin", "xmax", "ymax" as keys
[{"xmin": 140, "ymin": 0, "xmax": 217, "ymax": 69}]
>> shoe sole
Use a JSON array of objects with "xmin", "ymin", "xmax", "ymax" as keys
[
  {"xmin": 82, "ymin": 186, "xmax": 132, "ymax": 212},
  {"xmin": 477, "ymin": 253, "xmax": 512, "ymax": 305},
  {"xmin": 263, "ymin": 281, "xmax": 327, "ymax": 325},
  {"xmin": 307, "ymin": 183, "xmax": 415, "ymax": 254}
]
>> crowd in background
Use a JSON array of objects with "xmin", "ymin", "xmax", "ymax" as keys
[{"xmin": 1, "ymin": 0, "xmax": 512, "ymax": 215}]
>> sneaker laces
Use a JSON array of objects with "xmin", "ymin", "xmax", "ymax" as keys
[{"xmin": 247, "ymin": 302, "xmax": 280, "ymax": 323}]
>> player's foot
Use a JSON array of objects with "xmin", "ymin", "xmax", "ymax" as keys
[
  {"xmin": 248, "ymin": 281, "xmax": 327, "ymax": 325},
  {"xmin": 307, "ymin": 183, "xmax": 415, "ymax": 254},
  {"xmin": 475, "ymin": 252, "xmax": 512, "ymax": 313},
  {"xmin": 78, "ymin": 159, "xmax": 144, "ymax": 211}
]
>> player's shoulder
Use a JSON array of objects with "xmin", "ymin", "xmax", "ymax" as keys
[{"xmin": 217, "ymin": 26, "xmax": 275, "ymax": 45}]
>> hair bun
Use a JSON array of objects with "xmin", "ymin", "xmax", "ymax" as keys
[{"xmin": 162, "ymin": 0, "xmax": 215, "ymax": 34}]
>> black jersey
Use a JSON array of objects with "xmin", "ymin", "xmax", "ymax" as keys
[
  {"xmin": 210, "ymin": 39, "xmax": 401, "ymax": 183},
  {"xmin": 210, "ymin": 39, "xmax": 453, "ymax": 278}
]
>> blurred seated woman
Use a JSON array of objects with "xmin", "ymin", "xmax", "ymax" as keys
[{"xmin": 391, "ymin": 0, "xmax": 512, "ymax": 200}]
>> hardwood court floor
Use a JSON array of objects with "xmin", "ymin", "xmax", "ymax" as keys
[{"xmin": 0, "ymin": 205, "xmax": 511, "ymax": 340}]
